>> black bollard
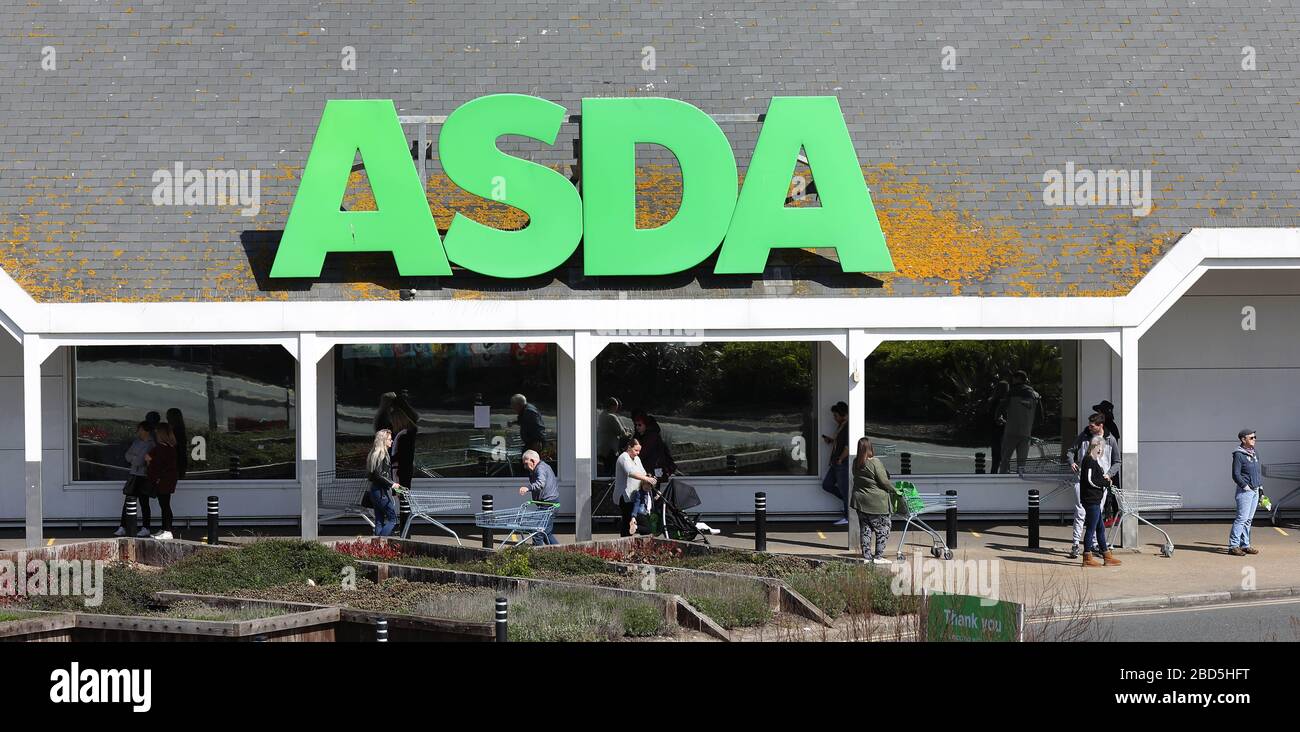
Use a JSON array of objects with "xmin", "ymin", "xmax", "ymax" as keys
[
  {"xmin": 481, "ymin": 495, "xmax": 494, "ymax": 548},
  {"xmin": 945, "ymin": 489, "xmax": 958, "ymax": 550},
  {"xmin": 124, "ymin": 496, "xmax": 138, "ymax": 537},
  {"xmin": 754, "ymin": 492, "xmax": 767, "ymax": 552},
  {"xmin": 495, "ymin": 597, "xmax": 508, "ymax": 642},
  {"xmin": 398, "ymin": 493, "xmax": 411, "ymax": 537},
  {"xmin": 900, "ymin": 452, "xmax": 912, "ymax": 475},
  {"xmin": 206, "ymin": 496, "xmax": 219, "ymax": 545},
  {"xmin": 974, "ymin": 452, "xmax": 986, "ymax": 474},
  {"xmin": 1028, "ymin": 489, "xmax": 1041, "ymax": 549},
  {"xmin": 376, "ymin": 618, "xmax": 388, "ymax": 642},
  {"xmin": 229, "ymin": 455, "xmax": 241, "ymax": 479}
]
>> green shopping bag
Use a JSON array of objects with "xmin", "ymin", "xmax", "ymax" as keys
[{"xmin": 893, "ymin": 480, "xmax": 925, "ymax": 514}]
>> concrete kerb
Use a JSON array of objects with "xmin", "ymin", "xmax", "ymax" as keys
[{"xmin": 1041, "ymin": 585, "xmax": 1300, "ymax": 618}]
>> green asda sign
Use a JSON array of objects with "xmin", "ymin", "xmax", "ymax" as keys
[{"xmin": 270, "ymin": 95, "xmax": 893, "ymax": 279}]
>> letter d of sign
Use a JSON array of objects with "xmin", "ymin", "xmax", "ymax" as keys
[
  {"xmin": 270, "ymin": 100, "xmax": 452, "ymax": 277},
  {"xmin": 715, "ymin": 96, "xmax": 893, "ymax": 274}
]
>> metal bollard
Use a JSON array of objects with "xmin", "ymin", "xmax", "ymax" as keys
[
  {"xmin": 206, "ymin": 496, "xmax": 219, "ymax": 545},
  {"xmin": 754, "ymin": 492, "xmax": 767, "ymax": 552},
  {"xmin": 900, "ymin": 452, "xmax": 912, "ymax": 475},
  {"xmin": 376, "ymin": 618, "xmax": 388, "ymax": 642},
  {"xmin": 229, "ymin": 455, "xmax": 241, "ymax": 479},
  {"xmin": 481, "ymin": 495, "xmax": 494, "ymax": 548},
  {"xmin": 1028, "ymin": 489, "xmax": 1041, "ymax": 549},
  {"xmin": 495, "ymin": 597, "xmax": 508, "ymax": 642},
  {"xmin": 974, "ymin": 452, "xmax": 986, "ymax": 474},
  {"xmin": 124, "ymin": 496, "xmax": 138, "ymax": 537},
  {"xmin": 398, "ymin": 493, "xmax": 411, "ymax": 537},
  {"xmin": 945, "ymin": 489, "xmax": 958, "ymax": 550}
]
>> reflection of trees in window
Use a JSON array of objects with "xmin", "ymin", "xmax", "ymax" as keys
[
  {"xmin": 596, "ymin": 342, "xmax": 815, "ymax": 476},
  {"xmin": 74, "ymin": 346, "xmax": 296, "ymax": 481},
  {"xmin": 865, "ymin": 341, "xmax": 1069, "ymax": 475}
]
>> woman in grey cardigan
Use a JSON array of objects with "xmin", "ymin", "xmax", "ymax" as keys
[{"xmin": 850, "ymin": 437, "xmax": 899, "ymax": 564}]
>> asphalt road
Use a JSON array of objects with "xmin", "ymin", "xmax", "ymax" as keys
[{"xmin": 1037, "ymin": 597, "xmax": 1300, "ymax": 642}]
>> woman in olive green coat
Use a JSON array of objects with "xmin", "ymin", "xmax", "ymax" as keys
[{"xmin": 850, "ymin": 437, "xmax": 898, "ymax": 563}]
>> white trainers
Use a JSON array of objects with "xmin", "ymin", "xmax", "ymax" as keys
[
  {"xmin": 872, "ymin": 557, "xmax": 894, "ymax": 565},
  {"xmin": 113, "ymin": 526, "xmax": 127, "ymax": 537},
  {"xmin": 832, "ymin": 517, "xmax": 849, "ymax": 526},
  {"xmin": 151, "ymin": 530, "xmax": 173, "ymax": 540},
  {"xmin": 135, "ymin": 527, "xmax": 152, "ymax": 538}
]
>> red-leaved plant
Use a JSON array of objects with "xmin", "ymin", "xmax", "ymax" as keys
[{"xmin": 333, "ymin": 539, "xmax": 404, "ymax": 562}]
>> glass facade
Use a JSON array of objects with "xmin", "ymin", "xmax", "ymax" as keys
[
  {"xmin": 864, "ymin": 340, "xmax": 1077, "ymax": 476},
  {"xmin": 74, "ymin": 345, "xmax": 297, "ymax": 481},
  {"xmin": 334, "ymin": 343, "xmax": 558, "ymax": 477},
  {"xmin": 594, "ymin": 342, "xmax": 816, "ymax": 477}
]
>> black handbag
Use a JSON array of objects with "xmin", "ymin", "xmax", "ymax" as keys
[{"xmin": 361, "ymin": 487, "xmax": 375, "ymax": 509}]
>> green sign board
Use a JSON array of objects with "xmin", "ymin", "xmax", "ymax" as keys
[
  {"xmin": 270, "ymin": 95, "xmax": 893, "ymax": 279},
  {"xmin": 924, "ymin": 593, "xmax": 1023, "ymax": 642}
]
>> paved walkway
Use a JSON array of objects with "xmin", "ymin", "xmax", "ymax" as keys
[{"xmin": 5, "ymin": 517, "xmax": 1298, "ymax": 611}]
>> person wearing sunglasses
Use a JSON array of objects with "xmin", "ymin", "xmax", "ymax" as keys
[{"xmin": 1228, "ymin": 429, "xmax": 1263, "ymax": 556}]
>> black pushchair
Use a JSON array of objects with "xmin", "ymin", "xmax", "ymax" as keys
[{"xmin": 651, "ymin": 475, "xmax": 716, "ymax": 544}]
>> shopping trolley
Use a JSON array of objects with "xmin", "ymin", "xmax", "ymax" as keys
[
  {"xmin": 1016, "ymin": 456, "xmax": 1077, "ymax": 503},
  {"xmin": 400, "ymin": 490, "xmax": 473, "ymax": 542},
  {"xmin": 318, "ymin": 468, "xmax": 375, "ymax": 529},
  {"xmin": 475, "ymin": 500, "xmax": 560, "ymax": 549},
  {"xmin": 893, "ymin": 482, "xmax": 955, "ymax": 561},
  {"xmin": 1261, "ymin": 463, "xmax": 1300, "ymax": 526},
  {"xmin": 1112, "ymin": 487, "xmax": 1183, "ymax": 557}
]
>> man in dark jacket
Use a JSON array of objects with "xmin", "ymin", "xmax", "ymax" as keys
[
  {"xmin": 1228, "ymin": 429, "xmax": 1263, "ymax": 556},
  {"xmin": 518, "ymin": 449, "xmax": 559, "ymax": 545},
  {"xmin": 996, "ymin": 370, "xmax": 1044, "ymax": 474},
  {"xmin": 510, "ymin": 393, "xmax": 547, "ymax": 453},
  {"xmin": 1067, "ymin": 413, "xmax": 1121, "ymax": 558}
]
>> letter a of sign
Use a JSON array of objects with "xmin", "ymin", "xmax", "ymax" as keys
[
  {"xmin": 715, "ymin": 97, "xmax": 893, "ymax": 274},
  {"xmin": 270, "ymin": 100, "xmax": 451, "ymax": 277}
]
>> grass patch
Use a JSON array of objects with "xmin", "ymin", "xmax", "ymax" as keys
[
  {"xmin": 160, "ymin": 540, "xmax": 353, "ymax": 594},
  {"xmin": 783, "ymin": 563, "xmax": 920, "ymax": 618},
  {"xmin": 148, "ymin": 600, "xmax": 292, "ymax": 622},
  {"xmin": 658, "ymin": 573, "xmax": 772, "ymax": 629},
  {"xmin": 0, "ymin": 610, "xmax": 40, "ymax": 623}
]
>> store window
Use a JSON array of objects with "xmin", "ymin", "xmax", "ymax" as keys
[
  {"xmin": 595, "ymin": 342, "xmax": 816, "ymax": 477},
  {"xmin": 334, "ymin": 344, "xmax": 558, "ymax": 477},
  {"xmin": 74, "ymin": 345, "xmax": 297, "ymax": 481},
  {"xmin": 864, "ymin": 340, "xmax": 1077, "ymax": 475}
]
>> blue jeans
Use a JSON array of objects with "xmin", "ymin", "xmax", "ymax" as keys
[
  {"xmin": 1082, "ymin": 502, "xmax": 1107, "ymax": 555},
  {"xmin": 370, "ymin": 486, "xmax": 398, "ymax": 537},
  {"xmin": 531, "ymin": 529, "xmax": 558, "ymax": 546},
  {"xmin": 1229, "ymin": 487, "xmax": 1259, "ymax": 548},
  {"xmin": 821, "ymin": 462, "xmax": 848, "ymax": 516}
]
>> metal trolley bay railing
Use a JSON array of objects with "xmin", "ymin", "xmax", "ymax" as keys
[{"xmin": 1261, "ymin": 463, "xmax": 1300, "ymax": 526}]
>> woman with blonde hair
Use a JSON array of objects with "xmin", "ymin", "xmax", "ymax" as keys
[
  {"xmin": 850, "ymin": 437, "xmax": 898, "ymax": 564},
  {"xmin": 1080, "ymin": 439, "xmax": 1121, "ymax": 567},
  {"xmin": 366, "ymin": 429, "xmax": 402, "ymax": 536}
]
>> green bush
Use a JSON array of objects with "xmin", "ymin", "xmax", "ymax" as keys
[
  {"xmin": 620, "ymin": 603, "xmax": 667, "ymax": 637},
  {"xmin": 160, "ymin": 540, "xmax": 353, "ymax": 594},
  {"xmin": 28, "ymin": 562, "xmax": 164, "ymax": 616},
  {"xmin": 785, "ymin": 563, "xmax": 919, "ymax": 618},
  {"xmin": 529, "ymin": 549, "xmax": 614, "ymax": 577},
  {"xmin": 483, "ymin": 547, "xmax": 534, "ymax": 578}
]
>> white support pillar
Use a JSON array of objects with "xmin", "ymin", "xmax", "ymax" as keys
[
  {"xmin": 845, "ymin": 331, "xmax": 882, "ymax": 552},
  {"xmin": 297, "ymin": 333, "xmax": 325, "ymax": 540},
  {"xmin": 569, "ymin": 332, "xmax": 597, "ymax": 542},
  {"xmin": 22, "ymin": 334, "xmax": 45, "ymax": 548},
  {"xmin": 1119, "ymin": 328, "xmax": 1140, "ymax": 550}
]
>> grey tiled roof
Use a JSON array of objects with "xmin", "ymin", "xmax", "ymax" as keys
[{"xmin": 0, "ymin": 0, "xmax": 1296, "ymax": 303}]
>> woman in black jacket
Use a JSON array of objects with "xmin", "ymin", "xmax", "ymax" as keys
[
  {"xmin": 1079, "ymin": 440, "xmax": 1122, "ymax": 568},
  {"xmin": 388, "ymin": 394, "xmax": 420, "ymax": 490},
  {"xmin": 366, "ymin": 430, "xmax": 402, "ymax": 536}
]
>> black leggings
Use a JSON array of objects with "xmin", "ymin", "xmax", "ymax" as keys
[
  {"xmin": 156, "ymin": 494, "xmax": 173, "ymax": 532},
  {"xmin": 619, "ymin": 498, "xmax": 634, "ymax": 537}
]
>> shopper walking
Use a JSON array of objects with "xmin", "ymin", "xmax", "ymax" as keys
[
  {"xmin": 1228, "ymin": 429, "xmax": 1263, "ymax": 556},
  {"xmin": 115, "ymin": 421, "xmax": 156, "ymax": 537},
  {"xmin": 1079, "ymin": 441, "xmax": 1121, "ymax": 567},
  {"xmin": 614, "ymin": 437, "xmax": 657, "ymax": 536},
  {"xmin": 820, "ymin": 401, "xmax": 850, "ymax": 525},
  {"xmin": 366, "ymin": 429, "xmax": 402, "ymax": 537},
  {"xmin": 850, "ymin": 437, "xmax": 897, "ymax": 564},
  {"xmin": 518, "ymin": 449, "xmax": 560, "ymax": 545},
  {"xmin": 146, "ymin": 423, "xmax": 180, "ymax": 540}
]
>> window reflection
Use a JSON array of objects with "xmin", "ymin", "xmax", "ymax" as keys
[
  {"xmin": 595, "ymin": 342, "xmax": 816, "ymax": 477},
  {"xmin": 334, "ymin": 344, "xmax": 558, "ymax": 477},
  {"xmin": 74, "ymin": 346, "xmax": 296, "ymax": 481}
]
